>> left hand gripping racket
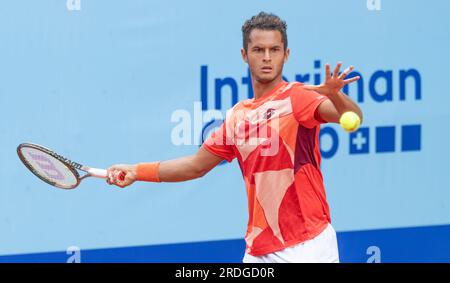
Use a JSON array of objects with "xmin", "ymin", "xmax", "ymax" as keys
[{"xmin": 17, "ymin": 143, "xmax": 125, "ymax": 189}]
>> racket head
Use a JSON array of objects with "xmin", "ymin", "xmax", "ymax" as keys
[{"xmin": 17, "ymin": 143, "xmax": 80, "ymax": 189}]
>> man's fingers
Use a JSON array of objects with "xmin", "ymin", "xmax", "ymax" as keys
[
  {"xmin": 115, "ymin": 171, "xmax": 125, "ymax": 184},
  {"xmin": 109, "ymin": 169, "xmax": 116, "ymax": 184},
  {"xmin": 107, "ymin": 168, "xmax": 117, "ymax": 183},
  {"xmin": 107, "ymin": 169, "xmax": 119, "ymax": 184},
  {"xmin": 325, "ymin": 63, "xmax": 331, "ymax": 80},
  {"xmin": 339, "ymin": 66, "xmax": 354, "ymax": 80},
  {"xmin": 106, "ymin": 164, "xmax": 134, "ymax": 188},
  {"xmin": 343, "ymin": 76, "xmax": 361, "ymax": 84},
  {"xmin": 115, "ymin": 171, "xmax": 133, "ymax": 188},
  {"xmin": 332, "ymin": 62, "xmax": 342, "ymax": 78}
]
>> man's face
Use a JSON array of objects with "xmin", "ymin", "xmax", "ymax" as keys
[{"xmin": 242, "ymin": 29, "xmax": 289, "ymax": 84}]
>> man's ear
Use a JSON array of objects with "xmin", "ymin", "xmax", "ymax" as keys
[
  {"xmin": 284, "ymin": 48, "xmax": 290, "ymax": 63},
  {"xmin": 241, "ymin": 48, "xmax": 248, "ymax": 63}
]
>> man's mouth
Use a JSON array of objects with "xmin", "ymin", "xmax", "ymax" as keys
[{"xmin": 261, "ymin": 66, "xmax": 273, "ymax": 73}]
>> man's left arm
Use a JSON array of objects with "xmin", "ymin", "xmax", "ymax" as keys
[{"xmin": 305, "ymin": 62, "xmax": 363, "ymax": 124}]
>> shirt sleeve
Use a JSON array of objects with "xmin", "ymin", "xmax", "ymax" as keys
[
  {"xmin": 202, "ymin": 120, "xmax": 236, "ymax": 163},
  {"xmin": 290, "ymin": 85, "xmax": 330, "ymax": 128}
]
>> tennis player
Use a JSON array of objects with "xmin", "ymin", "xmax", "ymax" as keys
[{"xmin": 107, "ymin": 12, "xmax": 363, "ymax": 263}]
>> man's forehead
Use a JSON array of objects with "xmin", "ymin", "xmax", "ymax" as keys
[{"xmin": 248, "ymin": 29, "xmax": 283, "ymax": 46}]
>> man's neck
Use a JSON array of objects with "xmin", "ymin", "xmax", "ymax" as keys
[{"xmin": 252, "ymin": 76, "xmax": 284, "ymax": 100}]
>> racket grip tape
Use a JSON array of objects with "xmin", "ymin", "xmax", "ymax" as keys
[
  {"xmin": 87, "ymin": 168, "xmax": 126, "ymax": 182},
  {"xmin": 88, "ymin": 168, "xmax": 108, "ymax": 178}
]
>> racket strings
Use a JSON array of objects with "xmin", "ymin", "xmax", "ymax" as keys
[{"xmin": 18, "ymin": 145, "xmax": 79, "ymax": 189}]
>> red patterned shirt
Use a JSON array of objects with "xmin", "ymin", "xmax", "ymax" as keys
[{"xmin": 203, "ymin": 81, "xmax": 331, "ymax": 256}]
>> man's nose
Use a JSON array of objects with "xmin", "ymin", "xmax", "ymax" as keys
[{"xmin": 263, "ymin": 49, "xmax": 271, "ymax": 61}]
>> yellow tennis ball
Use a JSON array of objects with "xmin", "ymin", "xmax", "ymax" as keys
[{"xmin": 339, "ymin": 111, "xmax": 361, "ymax": 132}]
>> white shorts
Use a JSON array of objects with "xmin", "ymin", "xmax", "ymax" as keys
[{"xmin": 242, "ymin": 224, "xmax": 339, "ymax": 263}]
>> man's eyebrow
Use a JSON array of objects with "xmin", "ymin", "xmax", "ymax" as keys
[{"xmin": 251, "ymin": 45, "xmax": 282, "ymax": 49}]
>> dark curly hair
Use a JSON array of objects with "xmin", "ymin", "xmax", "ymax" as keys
[{"xmin": 241, "ymin": 12, "xmax": 288, "ymax": 53}]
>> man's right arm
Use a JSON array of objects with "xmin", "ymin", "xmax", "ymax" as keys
[
  {"xmin": 159, "ymin": 147, "xmax": 225, "ymax": 182},
  {"xmin": 106, "ymin": 146, "xmax": 225, "ymax": 188}
]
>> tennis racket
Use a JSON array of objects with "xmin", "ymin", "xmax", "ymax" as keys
[{"xmin": 17, "ymin": 143, "xmax": 125, "ymax": 189}]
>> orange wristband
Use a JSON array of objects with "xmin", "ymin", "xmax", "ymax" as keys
[{"xmin": 136, "ymin": 162, "xmax": 161, "ymax": 182}]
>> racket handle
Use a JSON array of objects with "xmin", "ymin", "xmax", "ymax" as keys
[
  {"xmin": 88, "ymin": 168, "xmax": 126, "ymax": 182},
  {"xmin": 88, "ymin": 168, "xmax": 107, "ymax": 178}
]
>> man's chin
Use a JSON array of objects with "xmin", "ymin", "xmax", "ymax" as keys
[{"xmin": 255, "ymin": 75, "xmax": 278, "ymax": 84}]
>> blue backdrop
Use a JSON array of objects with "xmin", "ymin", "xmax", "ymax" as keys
[{"xmin": 0, "ymin": 0, "xmax": 449, "ymax": 262}]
